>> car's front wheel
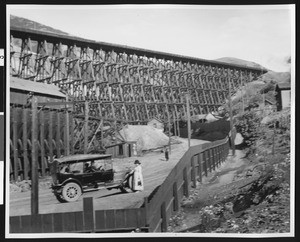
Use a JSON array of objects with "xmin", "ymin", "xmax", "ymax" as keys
[{"xmin": 62, "ymin": 182, "xmax": 82, "ymax": 202}]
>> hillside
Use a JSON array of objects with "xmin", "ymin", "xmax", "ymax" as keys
[
  {"xmin": 215, "ymin": 57, "xmax": 290, "ymax": 84},
  {"xmin": 259, "ymin": 70, "xmax": 291, "ymax": 84},
  {"xmin": 215, "ymin": 57, "xmax": 266, "ymax": 71},
  {"xmin": 10, "ymin": 15, "xmax": 70, "ymax": 36}
]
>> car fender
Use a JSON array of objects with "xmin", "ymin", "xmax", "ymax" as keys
[{"xmin": 60, "ymin": 178, "xmax": 83, "ymax": 191}]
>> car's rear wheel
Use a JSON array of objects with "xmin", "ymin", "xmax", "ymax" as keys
[{"xmin": 62, "ymin": 182, "xmax": 82, "ymax": 202}]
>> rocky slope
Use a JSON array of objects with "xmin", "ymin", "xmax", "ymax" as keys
[{"xmin": 168, "ymin": 108, "xmax": 291, "ymax": 234}]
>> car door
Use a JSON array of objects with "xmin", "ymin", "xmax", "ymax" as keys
[{"xmin": 81, "ymin": 161, "xmax": 96, "ymax": 185}]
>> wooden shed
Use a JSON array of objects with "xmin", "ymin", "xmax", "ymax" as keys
[
  {"xmin": 275, "ymin": 82, "xmax": 291, "ymax": 111},
  {"xmin": 10, "ymin": 76, "xmax": 66, "ymax": 106}
]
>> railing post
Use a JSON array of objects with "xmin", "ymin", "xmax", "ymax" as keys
[
  {"xmin": 173, "ymin": 182, "xmax": 179, "ymax": 211},
  {"xmin": 83, "ymin": 197, "xmax": 94, "ymax": 232},
  {"xmin": 183, "ymin": 167, "xmax": 189, "ymax": 197},
  {"xmin": 203, "ymin": 151, "xmax": 208, "ymax": 177},
  {"xmin": 144, "ymin": 197, "xmax": 149, "ymax": 227},
  {"xmin": 161, "ymin": 202, "xmax": 167, "ymax": 232},
  {"xmin": 216, "ymin": 146, "xmax": 220, "ymax": 167},
  {"xmin": 198, "ymin": 153, "xmax": 203, "ymax": 183},
  {"xmin": 208, "ymin": 149, "xmax": 212, "ymax": 173},
  {"xmin": 212, "ymin": 148, "xmax": 215, "ymax": 171},
  {"xmin": 218, "ymin": 146, "xmax": 222, "ymax": 166},
  {"xmin": 191, "ymin": 157, "xmax": 196, "ymax": 188},
  {"xmin": 223, "ymin": 143, "xmax": 226, "ymax": 162}
]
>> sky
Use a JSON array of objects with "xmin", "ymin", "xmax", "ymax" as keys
[{"xmin": 7, "ymin": 4, "xmax": 294, "ymax": 72}]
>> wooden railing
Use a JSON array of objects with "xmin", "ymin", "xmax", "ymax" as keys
[
  {"xmin": 10, "ymin": 197, "xmax": 149, "ymax": 233},
  {"xmin": 9, "ymin": 137, "xmax": 230, "ymax": 233},
  {"xmin": 143, "ymin": 137, "xmax": 230, "ymax": 232}
]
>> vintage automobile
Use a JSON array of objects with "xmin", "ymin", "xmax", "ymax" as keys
[{"xmin": 49, "ymin": 154, "xmax": 132, "ymax": 202}]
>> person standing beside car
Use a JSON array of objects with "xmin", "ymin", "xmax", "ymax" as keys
[{"xmin": 132, "ymin": 160, "xmax": 144, "ymax": 192}]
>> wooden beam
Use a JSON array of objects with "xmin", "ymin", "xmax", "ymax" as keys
[
  {"xmin": 13, "ymin": 108, "xmax": 18, "ymax": 181},
  {"xmin": 84, "ymin": 101, "xmax": 89, "ymax": 154},
  {"xmin": 31, "ymin": 96, "xmax": 39, "ymax": 215},
  {"xmin": 22, "ymin": 108, "xmax": 29, "ymax": 180}
]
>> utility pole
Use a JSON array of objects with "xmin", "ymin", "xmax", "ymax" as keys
[
  {"xmin": 84, "ymin": 100, "xmax": 89, "ymax": 154},
  {"xmin": 31, "ymin": 96, "xmax": 39, "ymax": 215},
  {"xmin": 227, "ymin": 69, "xmax": 235, "ymax": 156},
  {"xmin": 168, "ymin": 111, "xmax": 171, "ymax": 154},
  {"xmin": 185, "ymin": 93, "xmax": 191, "ymax": 148}
]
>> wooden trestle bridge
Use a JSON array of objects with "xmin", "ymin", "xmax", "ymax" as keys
[{"xmin": 9, "ymin": 26, "xmax": 267, "ymax": 181}]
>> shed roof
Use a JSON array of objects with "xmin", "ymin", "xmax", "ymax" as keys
[
  {"xmin": 54, "ymin": 154, "xmax": 112, "ymax": 164},
  {"xmin": 10, "ymin": 76, "xmax": 66, "ymax": 98},
  {"xmin": 276, "ymin": 82, "xmax": 291, "ymax": 90}
]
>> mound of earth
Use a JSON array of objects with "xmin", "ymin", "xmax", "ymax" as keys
[{"xmin": 118, "ymin": 125, "xmax": 169, "ymax": 152}]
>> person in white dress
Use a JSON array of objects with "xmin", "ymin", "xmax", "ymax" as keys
[{"xmin": 131, "ymin": 160, "xmax": 144, "ymax": 192}]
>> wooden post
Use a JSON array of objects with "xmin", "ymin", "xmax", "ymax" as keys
[
  {"xmin": 39, "ymin": 110, "xmax": 45, "ymax": 177},
  {"xmin": 161, "ymin": 202, "xmax": 167, "ymax": 232},
  {"xmin": 56, "ymin": 111, "xmax": 61, "ymax": 158},
  {"xmin": 70, "ymin": 112, "xmax": 74, "ymax": 155},
  {"xmin": 212, "ymin": 148, "xmax": 216, "ymax": 170},
  {"xmin": 13, "ymin": 108, "xmax": 18, "ymax": 181},
  {"xmin": 183, "ymin": 167, "xmax": 189, "ymax": 197},
  {"xmin": 185, "ymin": 93, "xmax": 191, "ymax": 148},
  {"xmin": 203, "ymin": 151, "xmax": 208, "ymax": 177},
  {"xmin": 144, "ymin": 197, "xmax": 149, "ymax": 227},
  {"xmin": 49, "ymin": 110, "xmax": 53, "ymax": 163},
  {"xmin": 209, "ymin": 149, "xmax": 213, "ymax": 172},
  {"xmin": 31, "ymin": 96, "xmax": 39, "ymax": 215},
  {"xmin": 84, "ymin": 101, "xmax": 89, "ymax": 154},
  {"xmin": 177, "ymin": 113, "xmax": 180, "ymax": 137},
  {"xmin": 173, "ymin": 110, "xmax": 177, "ymax": 137},
  {"xmin": 100, "ymin": 119, "xmax": 104, "ymax": 150},
  {"xmin": 22, "ymin": 108, "xmax": 29, "ymax": 180},
  {"xmin": 168, "ymin": 112, "xmax": 171, "ymax": 154},
  {"xmin": 217, "ymin": 146, "xmax": 220, "ymax": 167},
  {"xmin": 83, "ymin": 197, "xmax": 94, "ymax": 232},
  {"xmin": 64, "ymin": 99, "xmax": 70, "ymax": 156},
  {"xmin": 173, "ymin": 182, "xmax": 179, "ymax": 211},
  {"xmin": 206, "ymin": 150, "xmax": 211, "ymax": 173},
  {"xmin": 227, "ymin": 68, "xmax": 235, "ymax": 156},
  {"xmin": 198, "ymin": 153, "xmax": 203, "ymax": 183},
  {"xmin": 191, "ymin": 157, "xmax": 196, "ymax": 188}
]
